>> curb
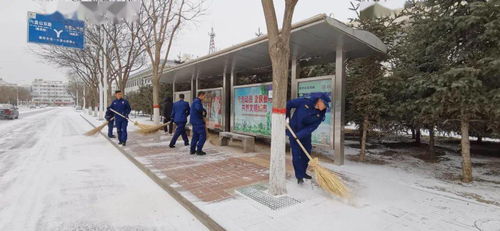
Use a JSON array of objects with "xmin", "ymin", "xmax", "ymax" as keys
[{"xmin": 80, "ymin": 114, "xmax": 226, "ymax": 231}]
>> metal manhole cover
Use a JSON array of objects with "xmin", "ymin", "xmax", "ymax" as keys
[{"xmin": 236, "ymin": 184, "xmax": 300, "ymax": 210}]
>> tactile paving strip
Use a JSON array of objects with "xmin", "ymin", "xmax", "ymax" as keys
[{"xmin": 236, "ymin": 184, "xmax": 300, "ymax": 210}]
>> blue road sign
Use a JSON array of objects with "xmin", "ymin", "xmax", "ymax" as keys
[{"xmin": 28, "ymin": 11, "xmax": 85, "ymax": 49}]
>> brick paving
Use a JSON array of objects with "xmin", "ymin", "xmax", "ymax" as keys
[{"xmin": 124, "ymin": 132, "xmax": 294, "ymax": 202}]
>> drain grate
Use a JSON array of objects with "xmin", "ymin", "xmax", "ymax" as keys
[{"xmin": 236, "ymin": 184, "xmax": 300, "ymax": 210}]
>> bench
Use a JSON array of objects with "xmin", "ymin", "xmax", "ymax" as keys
[{"xmin": 219, "ymin": 132, "xmax": 255, "ymax": 153}]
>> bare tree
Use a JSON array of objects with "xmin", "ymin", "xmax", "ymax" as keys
[
  {"xmin": 136, "ymin": 0, "xmax": 205, "ymax": 126},
  {"xmin": 92, "ymin": 23, "xmax": 146, "ymax": 95},
  {"xmin": 261, "ymin": 0, "xmax": 298, "ymax": 195}
]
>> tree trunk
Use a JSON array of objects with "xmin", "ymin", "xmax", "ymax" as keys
[
  {"xmin": 411, "ymin": 128, "xmax": 416, "ymax": 139},
  {"xmin": 428, "ymin": 127, "xmax": 435, "ymax": 156},
  {"xmin": 152, "ymin": 74, "xmax": 161, "ymax": 125},
  {"xmin": 359, "ymin": 125, "xmax": 363, "ymax": 145},
  {"xmin": 460, "ymin": 118, "xmax": 473, "ymax": 183},
  {"xmin": 268, "ymin": 50, "xmax": 289, "ymax": 196},
  {"xmin": 415, "ymin": 128, "xmax": 421, "ymax": 144},
  {"xmin": 261, "ymin": 0, "xmax": 297, "ymax": 196},
  {"xmin": 359, "ymin": 115, "xmax": 369, "ymax": 161}
]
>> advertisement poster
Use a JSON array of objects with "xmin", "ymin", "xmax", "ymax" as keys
[
  {"xmin": 297, "ymin": 79, "xmax": 332, "ymax": 146},
  {"xmin": 233, "ymin": 84, "xmax": 272, "ymax": 136},
  {"xmin": 201, "ymin": 89, "xmax": 223, "ymax": 129}
]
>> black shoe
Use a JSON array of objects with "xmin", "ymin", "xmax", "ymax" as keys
[
  {"xmin": 122, "ymin": 142, "xmax": 126, "ymax": 146},
  {"xmin": 169, "ymin": 144, "xmax": 175, "ymax": 148},
  {"xmin": 184, "ymin": 142, "xmax": 189, "ymax": 146},
  {"xmin": 304, "ymin": 174, "xmax": 312, "ymax": 180},
  {"xmin": 108, "ymin": 135, "xmax": 116, "ymax": 138},
  {"xmin": 297, "ymin": 178, "xmax": 304, "ymax": 184},
  {"xmin": 118, "ymin": 142, "xmax": 123, "ymax": 145},
  {"xmin": 190, "ymin": 150, "xmax": 196, "ymax": 155},
  {"xmin": 196, "ymin": 151, "xmax": 206, "ymax": 156}
]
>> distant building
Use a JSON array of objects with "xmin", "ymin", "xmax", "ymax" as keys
[
  {"xmin": 31, "ymin": 79, "xmax": 74, "ymax": 105},
  {"xmin": 0, "ymin": 78, "xmax": 16, "ymax": 87}
]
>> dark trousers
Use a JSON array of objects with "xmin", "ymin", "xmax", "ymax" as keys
[
  {"xmin": 169, "ymin": 122, "xmax": 189, "ymax": 146},
  {"xmin": 163, "ymin": 117, "xmax": 173, "ymax": 133},
  {"xmin": 115, "ymin": 119, "xmax": 128, "ymax": 143},
  {"xmin": 289, "ymin": 136, "xmax": 312, "ymax": 179},
  {"xmin": 107, "ymin": 120, "xmax": 114, "ymax": 137},
  {"xmin": 190, "ymin": 124, "xmax": 206, "ymax": 152}
]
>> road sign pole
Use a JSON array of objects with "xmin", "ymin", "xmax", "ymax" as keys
[{"xmin": 103, "ymin": 27, "xmax": 108, "ymax": 111}]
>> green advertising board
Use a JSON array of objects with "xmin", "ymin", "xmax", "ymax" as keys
[
  {"xmin": 297, "ymin": 79, "xmax": 332, "ymax": 146},
  {"xmin": 233, "ymin": 84, "xmax": 272, "ymax": 136}
]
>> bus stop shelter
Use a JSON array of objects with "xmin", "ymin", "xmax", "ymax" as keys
[{"xmin": 158, "ymin": 14, "xmax": 387, "ymax": 165}]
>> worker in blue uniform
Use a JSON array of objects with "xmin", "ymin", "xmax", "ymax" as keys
[
  {"xmin": 190, "ymin": 91, "xmax": 207, "ymax": 155},
  {"xmin": 169, "ymin": 94, "xmax": 190, "ymax": 148},
  {"xmin": 286, "ymin": 93, "xmax": 330, "ymax": 184},
  {"xmin": 104, "ymin": 107, "xmax": 115, "ymax": 138},
  {"xmin": 107, "ymin": 90, "xmax": 131, "ymax": 146}
]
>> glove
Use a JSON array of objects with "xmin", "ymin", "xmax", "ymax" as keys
[{"xmin": 286, "ymin": 117, "xmax": 290, "ymax": 124}]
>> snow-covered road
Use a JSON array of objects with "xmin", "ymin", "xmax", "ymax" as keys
[{"xmin": 0, "ymin": 108, "xmax": 208, "ymax": 231}]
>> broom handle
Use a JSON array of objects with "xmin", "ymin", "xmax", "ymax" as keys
[
  {"xmin": 285, "ymin": 123, "xmax": 313, "ymax": 161},
  {"xmin": 109, "ymin": 108, "xmax": 136, "ymax": 123}
]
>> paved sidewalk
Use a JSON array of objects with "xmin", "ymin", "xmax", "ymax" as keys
[
  {"xmin": 83, "ymin": 113, "xmax": 500, "ymax": 231},
  {"xmin": 126, "ymin": 132, "xmax": 294, "ymax": 203}
]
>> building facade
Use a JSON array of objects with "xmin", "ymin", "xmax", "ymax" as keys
[
  {"xmin": 31, "ymin": 79, "xmax": 74, "ymax": 105},
  {"xmin": 121, "ymin": 60, "xmax": 180, "ymax": 93}
]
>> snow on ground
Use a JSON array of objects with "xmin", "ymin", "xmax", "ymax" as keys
[
  {"xmin": 190, "ymin": 148, "xmax": 500, "ymax": 231},
  {"xmin": 79, "ymin": 109, "xmax": 500, "ymax": 231},
  {"xmin": 0, "ymin": 108, "xmax": 208, "ymax": 231}
]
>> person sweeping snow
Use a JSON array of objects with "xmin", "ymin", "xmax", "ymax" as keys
[
  {"xmin": 107, "ymin": 90, "xmax": 131, "ymax": 146},
  {"xmin": 286, "ymin": 93, "xmax": 330, "ymax": 184},
  {"xmin": 105, "ymin": 107, "xmax": 116, "ymax": 138},
  {"xmin": 169, "ymin": 94, "xmax": 190, "ymax": 148},
  {"xmin": 189, "ymin": 91, "xmax": 207, "ymax": 156}
]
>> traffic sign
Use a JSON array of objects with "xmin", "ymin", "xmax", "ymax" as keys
[{"xmin": 27, "ymin": 11, "xmax": 85, "ymax": 49}]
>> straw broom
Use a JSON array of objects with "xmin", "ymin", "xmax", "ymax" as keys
[
  {"xmin": 136, "ymin": 122, "xmax": 169, "ymax": 135},
  {"xmin": 84, "ymin": 118, "xmax": 113, "ymax": 136},
  {"xmin": 285, "ymin": 123, "xmax": 350, "ymax": 198},
  {"xmin": 109, "ymin": 108, "xmax": 168, "ymax": 134}
]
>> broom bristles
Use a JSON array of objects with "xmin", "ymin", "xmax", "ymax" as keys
[
  {"xmin": 136, "ymin": 123, "xmax": 168, "ymax": 135},
  {"xmin": 312, "ymin": 164, "xmax": 350, "ymax": 198},
  {"xmin": 84, "ymin": 121, "xmax": 109, "ymax": 136}
]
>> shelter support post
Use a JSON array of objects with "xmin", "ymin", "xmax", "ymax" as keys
[
  {"xmin": 172, "ymin": 78, "xmax": 176, "ymax": 100},
  {"xmin": 223, "ymin": 63, "xmax": 231, "ymax": 132},
  {"xmin": 230, "ymin": 62, "xmax": 235, "ymax": 132},
  {"xmin": 290, "ymin": 55, "xmax": 299, "ymax": 99},
  {"xmin": 334, "ymin": 46, "xmax": 345, "ymax": 165},
  {"xmin": 191, "ymin": 72, "xmax": 196, "ymax": 101}
]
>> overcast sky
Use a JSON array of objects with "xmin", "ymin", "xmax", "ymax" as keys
[{"xmin": 0, "ymin": 0, "xmax": 405, "ymax": 85}]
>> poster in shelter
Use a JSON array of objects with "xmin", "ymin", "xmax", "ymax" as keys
[
  {"xmin": 233, "ymin": 84, "xmax": 272, "ymax": 136},
  {"xmin": 297, "ymin": 79, "xmax": 332, "ymax": 146},
  {"xmin": 201, "ymin": 89, "xmax": 223, "ymax": 129}
]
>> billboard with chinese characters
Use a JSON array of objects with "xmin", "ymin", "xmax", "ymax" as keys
[
  {"xmin": 233, "ymin": 84, "xmax": 272, "ymax": 137},
  {"xmin": 28, "ymin": 11, "xmax": 85, "ymax": 49},
  {"xmin": 200, "ymin": 89, "xmax": 223, "ymax": 130},
  {"xmin": 297, "ymin": 78, "xmax": 332, "ymax": 147}
]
